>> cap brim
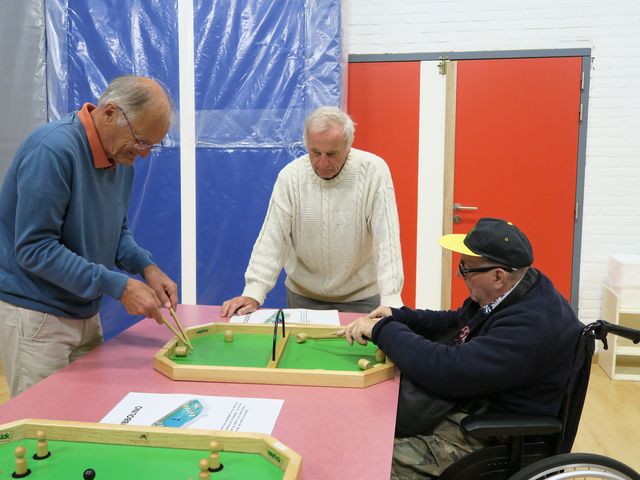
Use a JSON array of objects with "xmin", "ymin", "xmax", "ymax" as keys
[{"xmin": 438, "ymin": 234, "xmax": 481, "ymax": 256}]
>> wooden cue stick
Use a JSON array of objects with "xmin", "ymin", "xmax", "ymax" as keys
[
  {"xmin": 160, "ymin": 314, "xmax": 193, "ymax": 350},
  {"xmin": 169, "ymin": 306, "xmax": 194, "ymax": 349},
  {"xmin": 302, "ymin": 330, "xmax": 342, "ymax": 340}
]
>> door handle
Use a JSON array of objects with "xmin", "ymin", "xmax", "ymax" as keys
[{"xmin": 453, "ymin": 203, "xmax": 478, "ymax": 211}]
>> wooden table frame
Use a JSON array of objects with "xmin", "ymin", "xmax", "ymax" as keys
[
  {"xmin": 154, "ymin": 323, "xmax": 395, "ymax": 388},
  {"xmin": 0, "ymin": 419, "xmax": 301, "ymax": 479}
]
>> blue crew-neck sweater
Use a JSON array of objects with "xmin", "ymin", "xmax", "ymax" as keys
[{"xmin": 0, "ymin": 111, "xmax": 153, "ymax": 318}]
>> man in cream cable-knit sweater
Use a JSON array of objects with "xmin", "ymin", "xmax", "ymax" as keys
[{"xmin": 221, "ymin": 106, "xmax": 404, "ymax": 316}]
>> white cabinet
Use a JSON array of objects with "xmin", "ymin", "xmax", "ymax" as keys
[{"xmin": 599, "ymin": 285, "xmax": 640, "ymax": 381}]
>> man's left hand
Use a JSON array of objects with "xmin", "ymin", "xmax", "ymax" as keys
[{"xmin": 143, "ymin": 264, "xmax": 178, "ymax": 309}]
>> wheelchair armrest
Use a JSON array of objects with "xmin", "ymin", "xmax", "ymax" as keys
[{"xmin": 460, "ymin": 413, "xmax": 563, "ymax": 440}]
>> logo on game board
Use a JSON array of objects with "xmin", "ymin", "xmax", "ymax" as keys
[
  {"xmin": 196, "ymin": 328, "xmax": 209, "ymax": 334},
  {"xmin": 267, "ymin": 450, "xmax": 282, "ymax": 464},
  {"xmin": 0, "ymin": 431, "xmax": 14, "ymax": 442}
]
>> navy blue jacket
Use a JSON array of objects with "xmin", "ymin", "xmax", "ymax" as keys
[{"xmin": 372, "ymin": 270, "xmax": 582, "ymax": 417}]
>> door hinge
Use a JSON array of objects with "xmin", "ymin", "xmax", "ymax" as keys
[
  {"xmin": 579, "ymin": 103, "xmax": 583, "ymax": 123},
  {"xmin": 575, "ymin": 202, "xmax": 579, "ymax": 220},
  {"xmin": 581, "ymin": 71, "xmax": 585, "ymax": 91},
  {"xmin": 438, "ymin": 56, "xmax": 448, "ymax": 75}
]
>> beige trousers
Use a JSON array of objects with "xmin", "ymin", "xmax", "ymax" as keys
[{"xmin": 0, "ymin": 299, "xmax": 103, "ymax": 398}]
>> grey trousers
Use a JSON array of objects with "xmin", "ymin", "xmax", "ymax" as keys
[
  {"xmin": 0, "ymin": 299, "xmax": 103, "ymax": 397},
  {"xmin": 285, "ymin": 287, "xmax": 380, "ymax": 314}
]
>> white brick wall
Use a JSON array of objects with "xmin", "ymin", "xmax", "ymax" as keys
[{"xmin": 348, "ymin": 0, "xmax": 640, "ymax": 322}]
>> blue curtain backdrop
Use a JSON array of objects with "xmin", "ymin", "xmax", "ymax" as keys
[{"xmin": 45, "ymin": 0, "xmax": 344, "ymax": 339}]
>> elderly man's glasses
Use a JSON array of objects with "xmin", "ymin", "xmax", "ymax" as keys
[
  {"xmin": 458, "ymin": 261, "xmax": 515, "ymax": 278},
  {"xmin": 117, "ymin": 106, "xmax": 163, "ymax": 151}
]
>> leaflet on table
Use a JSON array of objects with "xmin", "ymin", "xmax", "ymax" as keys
[
  {"xmin": 100, "ymin": 392, "xmax": 283, "ymax": 434},
  {"xmin": 229, "ymin": 308, "xmax": 340, "ymax": 326}
]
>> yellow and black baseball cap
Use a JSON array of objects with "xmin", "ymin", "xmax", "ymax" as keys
[{"xmin": 438, "ymin": 218, "xmax": 534, "ymax": 268}]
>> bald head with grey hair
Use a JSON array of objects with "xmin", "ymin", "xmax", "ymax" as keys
[
  {"xmin": 303, "ymin": 107, "xmax": 355, "ymax": 151},
  {"xmin": 91, "ymin": 75, "xmax": 173, "ymax": 166},
  {"xmin": 99, "ymin": 75, "xmax": 172, "ymax": 129}
]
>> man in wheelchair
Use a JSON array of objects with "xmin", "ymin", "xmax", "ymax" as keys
[{"xmin": 341, "ymin": 217, "xmax": 583, "ymax": 479}]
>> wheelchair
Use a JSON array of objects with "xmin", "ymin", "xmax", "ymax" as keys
[{"xmin": 437, "ymin": 319, "xmax": 640, "ymax": 480}]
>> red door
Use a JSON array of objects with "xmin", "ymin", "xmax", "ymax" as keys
[
  {"xmin": 348, "ymin": 62, "xmax": 421, "ymax": 307},
  {"xmin": 450, "ymin": 57, "xmax": 582, "ymax": 307}
]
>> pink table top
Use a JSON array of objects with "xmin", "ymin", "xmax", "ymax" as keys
[{"xmin": 0, "ymin": 304, "xmax": 399, "ymax": 479}]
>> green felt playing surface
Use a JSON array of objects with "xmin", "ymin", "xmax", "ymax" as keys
[
  {"xmin": 171, "ymin": 333, "xmax": 273, "ymax": 367},
  {"xmin": 0, "ymin": 438, "xmax": 283, "ymax": 479},
  {"xmin": 170, "ymin": 332, "xmax": 379, "ymax": 372},
  {"xmin": 277, "ymin": 338, "xmax": 378, "ymax": 371}
]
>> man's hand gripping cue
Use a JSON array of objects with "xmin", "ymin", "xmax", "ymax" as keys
[
  {"xmin": 120, "ymin": 265, "xmax": 179, "ymax": 325},
  {"xmin": 337, "ymin": 305, "xmax": 392, "ymax": 346}
]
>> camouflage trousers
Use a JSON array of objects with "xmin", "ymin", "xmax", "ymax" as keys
[{"xmin": 391, "ymin": 411, "xmax": 487, "ymax": 479}]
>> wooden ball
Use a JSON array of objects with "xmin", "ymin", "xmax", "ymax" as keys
[
  {"xmin": 374, "ymin": 348, "xmax": 386, "ymax": 362},
  {"xmin": 175, "ymin": 345, "xmax": 188, "ymax": 357},
  {"xmin": 357, "ymin": 358, "xmax": 372, "ymax": 370},
  {"xmin": 295, "ymin": 333, "xmax": 307, "ymax": 344}
]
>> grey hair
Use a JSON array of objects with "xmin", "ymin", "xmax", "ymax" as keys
[
  {"xmin": 99, "ymin": 75, "xmax": 172, "ymax": 124},
  {"xmin": 303, "ymin": 106, "xmax": 355, "ymax": 150}
]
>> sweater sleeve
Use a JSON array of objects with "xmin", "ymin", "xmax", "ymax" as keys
[
  {"xmin": 370, "ymin": 162, "xmax": 404, "ymax": 307},
  {"xmin": 13, "ymin": 146, "xmax": 129, "ymax": 301},
  {"xmin": 242, "ymin": 174, "xmax": 293, "ymax": 305},
  {"xmin": 114, "ymin": 215, "xmax": 155, "ymax": 277}
]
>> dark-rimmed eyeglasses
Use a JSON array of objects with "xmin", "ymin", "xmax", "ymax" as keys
[
  {"xmin": 458, "ymin": 260, "xmax": 515, "ymax": 278},
  {"xmin": 118, "ymin": 106, "xmax": 163, "ymax": 152}
]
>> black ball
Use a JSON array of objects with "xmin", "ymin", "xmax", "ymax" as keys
[{"xmin": 83, "ymin": 468, "xmax": 96, "ymax": 480}]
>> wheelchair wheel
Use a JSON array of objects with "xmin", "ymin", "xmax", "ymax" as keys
[{"xmin": 507, "ymin": 453, "xmax": 640, "ymax": 480}]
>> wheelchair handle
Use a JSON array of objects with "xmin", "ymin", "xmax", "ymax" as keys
[{"xmin": 583, "ymin": 319, "xmax": 640, "ymax": 350}]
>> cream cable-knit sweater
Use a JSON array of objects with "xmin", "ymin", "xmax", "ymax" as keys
[{"xmin": 241, "ymin": 148, "xmax": 404, "ymax": 308}]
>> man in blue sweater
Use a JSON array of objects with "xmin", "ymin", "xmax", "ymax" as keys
[
  {"xmin": 340, "ymin": 217, "xmax": 583, "ymax": 479},
  {"xmin": 0, "ymin": 76, "xmax": 177, "ymax": 397}
]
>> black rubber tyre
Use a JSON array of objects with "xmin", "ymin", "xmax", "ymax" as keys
[{"xmin": 508, "ymin": 453, "xmax": 640, "ymax": 480}]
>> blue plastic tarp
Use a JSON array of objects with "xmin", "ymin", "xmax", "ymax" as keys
[{"xmin": 45, "ymin": 0, "xmax": 345, "ymax": 339}]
